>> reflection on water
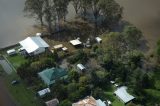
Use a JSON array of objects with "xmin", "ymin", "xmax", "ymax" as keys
[{"xmin": 116, "ymin": 0, "xmax": 160, "ymax": 50}]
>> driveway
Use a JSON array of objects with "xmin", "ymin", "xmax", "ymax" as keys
[{"xmin": 0, "ymin": 58, "xmax": 13, "ymax": 74}]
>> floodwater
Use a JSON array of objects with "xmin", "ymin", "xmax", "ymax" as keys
[
  {"xmin": 116, "ymin": 0, "xmax": 160, "ymax": 52},
  {"xmin": 0, "ymin": 0, "xmax": 160, "ymax": 51},
  {"xmin": 0, "ymin": 0, "xmax": 35, "ymax": 48}
]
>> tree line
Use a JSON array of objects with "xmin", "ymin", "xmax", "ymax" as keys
[{"xmin": 24, "ymin": 0, "xmax": 122, "ymax": 33}]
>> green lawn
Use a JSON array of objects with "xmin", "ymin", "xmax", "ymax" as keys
[
  {"xmin": 104, "ymin": 86, "xmax": 124, "ymax": 106},
  {"xmin": 4, "ymin": 72, "xmax": 43, "ymax": 106},
  {"xmin": 7, "ymin": 54, "xmax": 28, "ymax": 69}
]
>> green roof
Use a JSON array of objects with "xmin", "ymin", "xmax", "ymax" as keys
[{"xmin": 38, "ymin": 67, "xmax": 68, "ymax": 85}]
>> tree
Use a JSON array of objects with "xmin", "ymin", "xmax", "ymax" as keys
[
  {"xmin": 141, "ymin": 73, "xmax": 153, "ymax": 89},
  {"xmin": 128, "ymin": 50, "xmax": 144, "ymax": 68},
  {"xmin": 72, "ymin": 0, "xmax": 81, "ymax": 14},
  {"xmin": 59, "ymin": 99, "xmax": 72, "ymax": 106},
  {"xmin": 24, "ymin": 0, "xmax": 44, "ymax": 27},
  {"xmin": 123, "ymin": 25, "xmax": 142, "ymax": 49},
  {"xmin": 103, "ymin": 32, "xmax": 126, "ymax": 61},
  {"xmin": 53, "ymin": 0, "xmax": 70, "ymax": 24},
  {"xmin": 92, "ymin": 87, "xmax": 105, "ymax": 99},
  {"xmin": 68, "ymin": 70, "xmax": 79, "ymax": 82},
  {"xmin": 44, "ymin": 0, "xmax": 55, "ymax": 33},
  {"xmin": 80, "ymin": 0, "xmax": 91, "ymax": 18},
  {"xmin": 99, "ymin": 0, "xmax": 123, "ymax": 28}
]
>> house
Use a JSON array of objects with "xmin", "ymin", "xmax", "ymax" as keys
[
  {"xmin": 45, "ymin": 98, "xmax": 59, "ymax": 106},
  {"xmin": 77, "ymin": 64, "xmax": 86, "ymax": 72},
  {"xmin": 38, "ymin": 67, "xmax": 68, "ymax": 86},
  {"xmin": 70, "ymin": 39, "xmax": 82, "ymax": 47},
  {"xmin": 37, "ymin": 88, "xmax": 51, "ymax": 98},
  {"xmin": 19, "ymin": 36, "xmax": 49, "ymax": 55},
  {"xmin": 7, "ymin": 49, "xmax": 16, "ymax": 56},
  {"xmin": 95, "ymin": 37, "xmax": 102, "ymax": 43},
  {"xmin": 114, "ymin": 86, "xmax": 135, "ymax": 104},
  {"xmin": 72, "ymin": 96, "xmax": 106, "ymax": 106}
]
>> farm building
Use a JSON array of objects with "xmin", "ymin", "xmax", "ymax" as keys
[
  {"xmin": 114, "ymin": 86, "xmax": 135, "ymax": 104},
  {"xmin": 19, "ymin": 36, "xmax": 49, "ymax": 55}
]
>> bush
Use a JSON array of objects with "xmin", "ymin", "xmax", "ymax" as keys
[{"xmin": 67, "ymin": 50, "xmax": 88, "ymax": 64}]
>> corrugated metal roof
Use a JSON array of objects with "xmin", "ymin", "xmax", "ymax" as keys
[
  {"xmin": 114, "ymin": 86, "xmax": 135, "ymax": 103},
  {"xmin": 19, "ymin": 36, "xmax": 49, "ymax": 53},
  {"xmin": 77, "ymin": 64, "xmax": 85, "ymax": 70},
  {"xmin": 96, "ymin": 99, "xmax": 106, "ymax": 106},
  {"xmin": 38, "ymin": 67, "xmax": 67, "ymax": 85}
]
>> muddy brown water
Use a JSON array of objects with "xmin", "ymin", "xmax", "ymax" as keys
[
  {"xmin": 0, "ymin": 0, "xmax": 160, "ymax": 51},
  {"xmin": 116, "ymin": 0, "xmax": 160, "ymax": 52}
]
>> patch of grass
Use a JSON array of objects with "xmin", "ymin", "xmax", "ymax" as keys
[
  {"xmin": 145, "ymin": 89, "xmax": 160, "ymax": 101},
  {"xmin": 4, "ymin": 72, "xmax": 43, "ymax": 106},
  {"xmin": 7, "ymin": 54, "xmax": 28, "ymax": 69}
]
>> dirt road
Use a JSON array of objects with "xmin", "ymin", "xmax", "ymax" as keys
[{"xmin": 0, "ymin": 77, "xmax": 16, "ymax": 106}]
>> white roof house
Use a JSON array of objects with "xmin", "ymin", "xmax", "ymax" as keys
[
  {"xmin": 70, "ymin": 39, "xmax": 82, "ymax": 46},
  {"xmin": 19, "ymin": 36, "xmax": 49, "ymax": 55},
  {"xmin": 114, "ymin": 86, "xmax": 135, "ymax": 104},
  {"xmin": 77, "ymin": 64, "xmax": 85, "ymax": 71},
  {"xmin": 38, "ymin": 88, "xmax": 51, "ymax": 97}
]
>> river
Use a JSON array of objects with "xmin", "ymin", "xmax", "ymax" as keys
[
  {"xmin": 116, "ymin": 0, "xmax": 160, "ymax": 52},
  {"xmin": 0, "ymin": 0, "xmax": 35, "ymax": 48},
  {"xmin": 0, "ymin": 0, "xmax": 160, "ymax": 50}
]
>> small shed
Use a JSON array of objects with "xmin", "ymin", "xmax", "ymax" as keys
[
  {"xmin": 7, "ymin": 49, "xmax": 16, "ymax": 56},
  {"xmin": 114, "ymin": 86, "xmax": 135, "ymax": 104},
  {"xmin": 77, "ymin": 64, "xmax": 85, "ymax": 71},
  {"xmin": 62, "ymin": 47, "xmax": 68, "ymax": 52},
  {"xmin": 53, "ymin": 44, "xmax": 63, "ymax": 50},
  {"xmin": 45, "ymin": 98, "xmax": 59, "ymax": 106},
  {"xmin": 37, "ymin": 88, "xmax": 51, "ymax": 97},
  {"xmin": 95, "ymin": 37, "xmax": 102, "ymax": 43},
  {"xmin": 70, "ymin": 39, "xmax": 82, "ymax": 46}
]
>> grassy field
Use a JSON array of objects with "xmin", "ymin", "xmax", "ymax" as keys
[
  {"xmin": 4, "ymin": 72, "xmax": 43, "ymax": 106},
  {"xmin": 104, "ymin": 86, "xmax": 124, "ymax": 106},
  {"xmin": 7, "ymin": 54, "xmax": 28, "ymax": 69}
]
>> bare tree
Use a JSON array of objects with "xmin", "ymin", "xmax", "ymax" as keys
[{"xmin": 71, "ymin": 0, "xmax": 81, "ymax": 14}]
